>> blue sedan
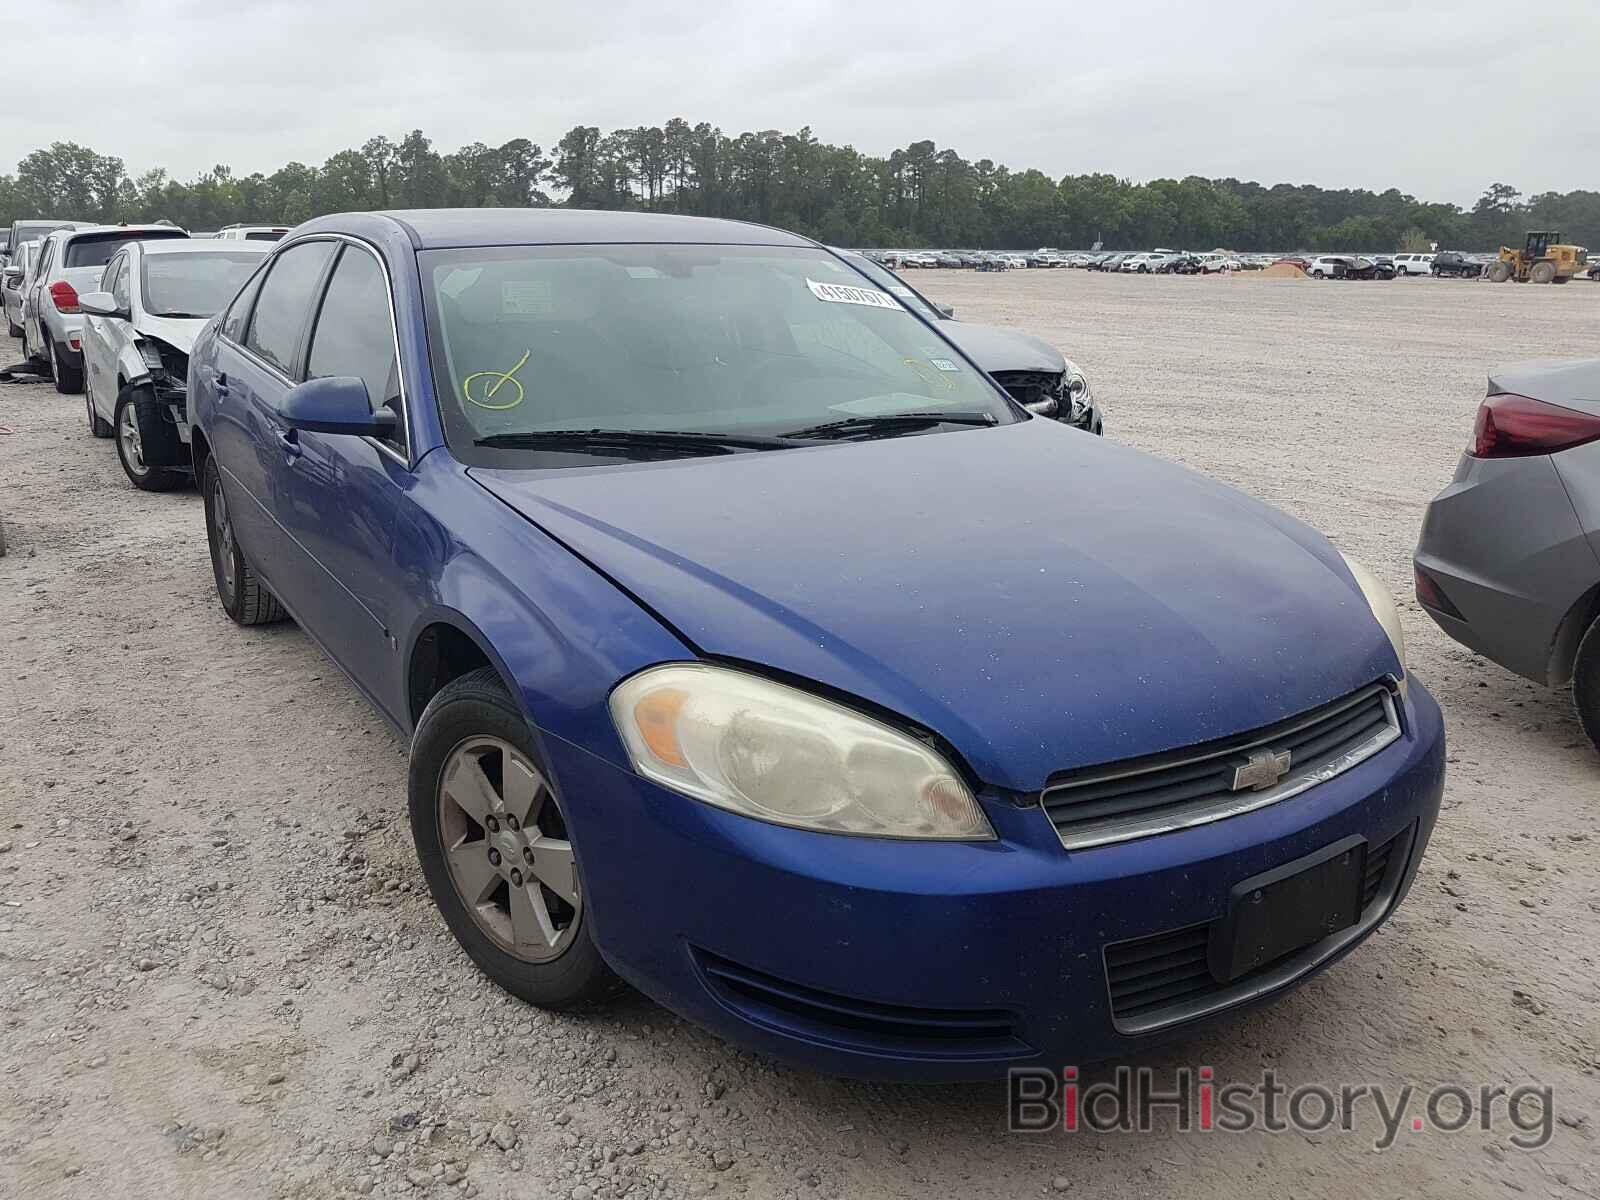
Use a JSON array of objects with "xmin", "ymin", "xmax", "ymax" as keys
[{"xmin": 188, "ymin": 209, "xmax": 1444, "ymax": 1080}]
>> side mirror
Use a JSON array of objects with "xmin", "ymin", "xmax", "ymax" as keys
[
  {"xmin": 78, "ymin": 291, "xmax": 124, "ymax": 318},
  {"xmin": 280, "ymin": 375, "xmax": 395, "ymax": 438},
  {"xmin": 2, "ymin": 267, "xmax": 22, "ymax": 286},
  {"xmin": 936, "ymin": 303, "xmax": 955, "ymax": 319}
]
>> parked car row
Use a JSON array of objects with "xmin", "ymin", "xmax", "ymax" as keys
[
  {"xmin": 857, "ymin": 246, "xmax": 1535, "ymax": 282},
  {"xmin": 0, "ymin": 218, "xmax": 290, "ymax": 489}
]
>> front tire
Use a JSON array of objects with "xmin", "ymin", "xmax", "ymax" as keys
[
  {"xmin": 49, "ymin": 340, "xmax": 83, "ymax": 394},
  {"xmin": 1487, "ymin": 261, "xmax": 1513, "ymax": 283},
  {"xmin": 409, "ymin": 668, "xmax": 622, "ymax": 1011},
  {"xmin": 201, "ymin": 455, "xmax": 287, "ymax": 626},
  {"xmin": 1574, "ymin": 616, "xmax": 1600, "ymax": 755},
  {"xmin": 115, "ymin": 385, "xmax": 185, "ymax": 492}
]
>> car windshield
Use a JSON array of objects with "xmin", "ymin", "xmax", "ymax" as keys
[
  {"xmin": 141, "ymin": 251, "xmax": 265, "ymax": 318},
  {"xmin": 837, "ymin": 253, "xmax": 941, "ymax": 320},
  {"xmin": 421, "ymin": 243, "xmax": 1015, "ymax": 464}
]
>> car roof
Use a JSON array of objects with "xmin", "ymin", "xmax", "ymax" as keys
[
  {"xmin": 136, "ymin": 239, "xmax": 270, "ymax": 257},
  {"xmin": 59, "ymin": 224, "xmax": 187, "ymax": 241},
  {"xmin": 298, "ymin": 208, "xmax": 816, "ymax": 250}
]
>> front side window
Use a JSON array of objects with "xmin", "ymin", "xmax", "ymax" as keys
[
  {"xmin": 141, "ymin": 251, "xmax": 266, "ymax": 319},
  {"xmin": 107, "ymin": 254, "xmax": 130, "ymax": 309},
  {"xmin": 420, "ymin": 243, "xmax": 1015, "ymax": 466},
  {"xmin": 306, "ymin": 246, "xmax": 404, "ymax": 452},
  {"xmin": 245, "ymin": 240, "xmax": 337, "ymax": 375}
]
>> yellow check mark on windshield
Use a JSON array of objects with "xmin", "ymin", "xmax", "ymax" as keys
[{"xmin": 464, "ymin": 349, "xmax": 531, "ymax": 410}]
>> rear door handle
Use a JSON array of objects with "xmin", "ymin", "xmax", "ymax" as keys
[{"xmin": 277, "ymin": 427, "xmax": 301, "ymax": 459}]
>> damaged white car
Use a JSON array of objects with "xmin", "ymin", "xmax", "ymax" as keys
[{"xmin": 78, "ymin": 240, "xmax": 269, "ymax": 490}]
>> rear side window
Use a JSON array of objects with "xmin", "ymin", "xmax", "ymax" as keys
[
  {"xmin": 221, "ymin": 264, "xmax": 268, "ymax": 343},
  {"xmin": 246, "ymin": 231, "xmax": 286, "ymax": 242},
  {"xmin": 245, "ymin": 241, "xmax": 337, "ymax": 375},
  {"xmin": 306, "ymin": 246, "xmax": 404, "ymax": 451},
  {"xmin": 64, "ymin": 231, "xmax": 187, "ymax": 269}
]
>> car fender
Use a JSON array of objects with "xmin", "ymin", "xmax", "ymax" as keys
[{"xmin": 393, "ymin": 455, "xmax": 697, "ymax": 769}]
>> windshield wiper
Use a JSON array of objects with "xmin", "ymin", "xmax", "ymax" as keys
[
  {"xmin": 780, "ymin": 410, "xmax": 999, "ymax": 441},
  {"xmin": 473, "ymin": 428, "xmax": 799, "ymax": 457}
]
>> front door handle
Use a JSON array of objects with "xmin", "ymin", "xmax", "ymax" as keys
[
  {"xmin": 214, "ymin": 372, "xmax": 229, "ymax": 398},
  {"xmin": 277, "ymin": 427, "xmax": 301, "ymax": 459}
]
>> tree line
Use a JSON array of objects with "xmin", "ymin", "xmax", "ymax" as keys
[{"xmin": 3, "ymin": 126, "xmax": 1595, "ymax": 253}]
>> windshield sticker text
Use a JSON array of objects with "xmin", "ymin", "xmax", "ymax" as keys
[{"xmin": 806, "ymin": 278, "xmax": 903, "ymax": 310}]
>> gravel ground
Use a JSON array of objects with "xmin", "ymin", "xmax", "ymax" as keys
[{"xmin": 1, "ymin": 272, "xmax": 1597, "ymax": 1200}]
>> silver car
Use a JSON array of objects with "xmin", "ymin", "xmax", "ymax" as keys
[
  {"xmin": 21, "ymin": 224, "xmax": 189, "ymax": 392},
  {"xmin": 3, "ymin": 240, "xmax": 40, "ymax": 338},
  {"xmin": 1415, "ymin": 360, "xmax": 1600, "ymax": 751},
  {"xmin": 78, "ymin": 239, "xmax": 269, "ymax": 490}
]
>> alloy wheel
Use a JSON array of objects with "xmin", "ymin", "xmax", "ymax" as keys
[
  {"xmin": 436, "ymin": 735, "xmax": 580, "ymax": 964},
  {"xmin": 209, "ymin": 472, "xmax": 237, "ymax": 598},
  {"xmin": 118, "ymin": 402, "xmax": 148, "ymax": 476}
]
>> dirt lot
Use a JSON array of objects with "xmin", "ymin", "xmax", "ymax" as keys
[{"xmin": 1, "ymin": 272, "xmax": 1597, "ymax": 1200}]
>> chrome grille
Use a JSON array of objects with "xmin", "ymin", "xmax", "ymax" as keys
[{"xmin": 1043, "ymin": 683, "xmax": 1401, "ymax": 850}]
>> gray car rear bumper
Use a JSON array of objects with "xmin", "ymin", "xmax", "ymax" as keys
[{"xmin": 1415, "ymin": 451, "xmax": 1600, "ymax": 684}]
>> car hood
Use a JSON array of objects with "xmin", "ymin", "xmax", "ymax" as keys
[
  {"xmin": 938, "ymin": 321, "xmax": 1064, "ymax": 375},
  {"xmin": 131, "ymin": 314, "xmax": 206, "ymax": 356},
  {"xmin": 1488, "ymin": 359, "xmax": 1600, "ymax": 416},
  {"xmin": 471, "ymin": 422, "xmax": 1397, "ymax": 792}
]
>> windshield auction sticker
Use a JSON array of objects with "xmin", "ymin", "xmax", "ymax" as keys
[{"xmin": 806, "ymin": 278, "xmax": 903, "ymax": 310}]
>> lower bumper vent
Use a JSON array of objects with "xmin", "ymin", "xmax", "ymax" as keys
[{"xmin": 695, "ymin": 950, "xmax": 1028, "ymax": 1060}]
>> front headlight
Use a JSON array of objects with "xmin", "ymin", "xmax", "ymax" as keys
[
  {"xmin": 610, "ymin": 663, "xmax": 993, "ymax": 840},
  {"xmin": 1338, "ymin": 553, "xmax": 1408, "ymax": 691},
  {"xmin": 1061, "ymin": 357, "xmax": 1089, "ymax": 400}
]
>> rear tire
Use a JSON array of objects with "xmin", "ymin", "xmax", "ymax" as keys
[
  {"xmin": 49, "ymin": 340, "xmax": 83, "ymax": 394},
  {"xmin": 114, "ymin": 385, "xmax": 185, "ymax": 492},
  {"xmin": 408, "ymin": 668, "xmax": 623, "ymax": 1011},
  {"xmin": 84, "ymin": 384, "xmax": 113, "ymax": 438},
  {"xmin": 1574, "ymin": 616, "xmax": 1600, "ymax": 756},
  {"xmin": 201, "ymin": 456, "xmax": 287, "ymax": 626}
]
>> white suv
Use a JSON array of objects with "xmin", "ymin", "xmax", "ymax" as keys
[
  {"xmin": 21, "ymin": 225, "xmax": 189, "ymax": 392},
  {"xmin": 1392, "ymin": 252, "xmax": 1435, "ymax": 277}
]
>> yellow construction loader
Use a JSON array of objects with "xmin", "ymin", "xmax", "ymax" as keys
[{"xmin": 1485, "ymin": 230, "xmax": 1588, "ymax": 283}]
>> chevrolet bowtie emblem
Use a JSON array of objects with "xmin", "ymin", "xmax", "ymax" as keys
[{"xmin": 1231, "ymin": 748, "xmax": 1292, "ymax": 792}]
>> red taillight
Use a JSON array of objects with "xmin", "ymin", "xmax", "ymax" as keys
[
  {"xmin": 48, "ymin": 280, "xmax": 80, "ymax": 314},
  {"xmin": 1471, "ymin": 392, "xmax": 1600, "ymax": 459}
]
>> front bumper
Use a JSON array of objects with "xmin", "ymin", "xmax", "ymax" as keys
[
  {"xmin": 554, "ymin": 681, "xmax": 1446, "ymax": 1080},
  {"xmin": 1415, "ymin": 451, "xmax": 1600, "ymax": 683}
]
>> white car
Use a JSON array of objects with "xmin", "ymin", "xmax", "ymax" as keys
[
  {"xmin": 77, "ymin": 239, "xmax": 269, "ymax": 490},
  {"xmin": 1003, "ymin": 254, "xmax": 1029, "ymax": 270},
  {"xmin": 215, "ymin": 224, "xmax": 291, "ymax": 242},
  {"xmin": 1307, "ymin": 256, "xmax": 1350, "ymax": 279},
  {"xmin": 21, "ymin": 224, "xmax": 189, "ymax": 392},
  {"xmin": 1121, "ymin": 251, "xmax": 1174, "ymax": 273},
  {"xmin": 1392, "ymin": 252, "xmax": 1435, "ymax": 276},
  {"xmin": 1201, "ymin": 256, "xmax": 1244, "ymax": 273}
]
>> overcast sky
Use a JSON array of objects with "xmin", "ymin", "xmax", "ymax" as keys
[{"xmin": 15, "ymin": 0, "xmax": 1599, "ymax": 206}]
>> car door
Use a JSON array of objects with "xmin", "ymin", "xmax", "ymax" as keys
[
  {"xmin": 22, "ymin": 237, "xmax": 53, "ymax": 354},
  {"xmin": 81, "ymin": 250, "xmax": 128, "ymax": 421},
  {"xmin": 206, "ymin": 239, "xmax": 337, "ymax": 593},
  {"xmin": 272, "ymin": 240, "xmax": 411, "ymax": 716}
]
